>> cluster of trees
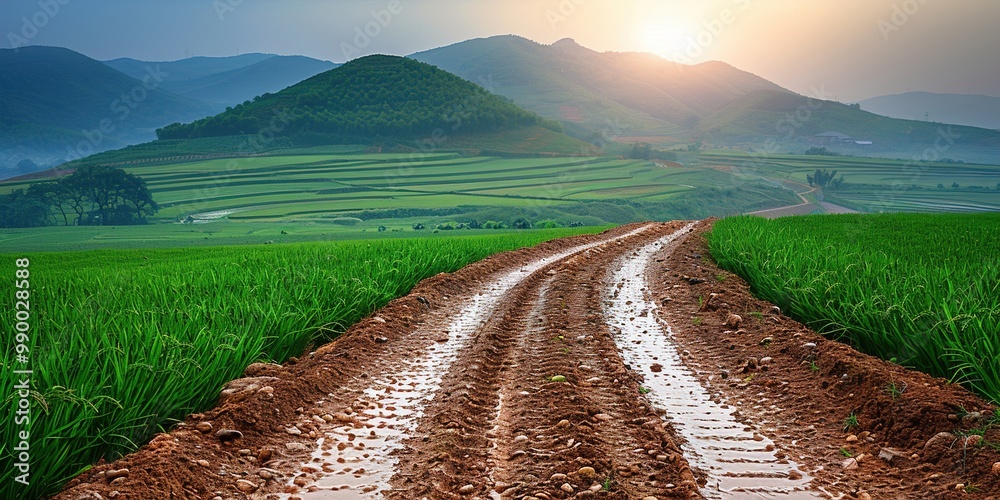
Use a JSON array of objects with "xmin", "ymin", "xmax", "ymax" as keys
[
  {"xmin": 0, "ymin": 166, "xmax": 157, "ymax": 228},
  {"xmin": 806, "ymin": 168, "xmax": 845, "ymax": 189},
  {"xmin": 804, "ymin": 146, "xmax": 840, "ymax": 156},
  {"xmin": 624, "ymin": 143, "xmax": 679, "ymax": 161},
  {"xmin": 408, "ymin": 218, "xmax": 585, "ymax": 231}
]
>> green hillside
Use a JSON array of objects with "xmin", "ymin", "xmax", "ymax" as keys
[
  {"xmin": 0, "ymin": 46, "xmax": 211, "ymax": 148},
  {"xmin": 157, "ymin": 54, "xmax": 558, "ymax": 142}
]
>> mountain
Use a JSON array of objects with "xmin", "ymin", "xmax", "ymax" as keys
[
  {"xmin": 106, "ymin": 53, "xmax": 338, "ymax": 110},
  {"xmin": 409, "ymin": 35, "xmax": 788, "ymax": 137},
  {"xmin": 410, "ymin": 36, "xmax": 1000, "ymax": 162},
  {"xmin": 105, "ymin": 53, "xmax": 275, "ymax": 82},
  {"xmin": 157, "ymin": 54, "xmax": 561, "ymax": 143},
  {"xmin": 0, "ymin": 46, "xmax": 213, "ymax": 178},
  {"xmin": 859, "ymin": 92, "xmax": 1000, "ymax": 131},
  {"xmin": 699, "ymin": 89, "xmax": 1000, "ymax": 146}
]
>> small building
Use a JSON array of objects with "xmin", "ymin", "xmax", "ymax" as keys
[{"xmin": 814, "ymin": 131, "xmax": 853, "ymax": 144}]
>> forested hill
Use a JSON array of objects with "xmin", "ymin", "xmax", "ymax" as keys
[{"xmin": 157, "ymin": 55, "xmax": 556, "ymax": 141}]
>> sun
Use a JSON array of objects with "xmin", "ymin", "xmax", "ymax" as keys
[{"xmin": 638, "ymin": 22, "xmax": 694, "ymax": 62}]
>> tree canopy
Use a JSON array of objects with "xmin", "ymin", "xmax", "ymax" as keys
[{"xmin": 0, "ymin": 166, "xmax": 158, "ymax": 228}]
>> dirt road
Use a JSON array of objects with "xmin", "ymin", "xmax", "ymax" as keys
[{"xmin": 58, "ymin": 222, "xmax": 999, "ymax": 500}]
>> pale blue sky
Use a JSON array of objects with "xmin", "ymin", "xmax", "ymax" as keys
[{"xmin": 2, "ymin": 0, "xmax": 998, "ymax": 101}]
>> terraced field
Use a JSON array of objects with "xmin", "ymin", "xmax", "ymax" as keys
[{"xmin": 698, "ymin": 151, "xmax": 1000, "ymax": 213}]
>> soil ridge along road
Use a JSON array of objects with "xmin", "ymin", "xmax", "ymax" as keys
[{"xmin": 57, "ymin": 221, "xmax": 999, "ymax": 500}]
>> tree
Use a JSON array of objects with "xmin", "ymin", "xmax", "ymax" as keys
[
  {"xmin": 0, "ymin": 189, "xmax": 49, "ymax": 228},
  {"xmin": 626, "ymin": 142, "xmax": 652, "ymax": 160},
  {"xmin": 512, "ymin": 218, "xmax": 532, "ymax": 229},
  {"xmin": 806, "ymin": 169, "xmax": 844, "ymax": 189}
]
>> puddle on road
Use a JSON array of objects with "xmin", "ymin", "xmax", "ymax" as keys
[
  {"xmin": 605, "ymin": 224, "xmax": 821, "ymax": 499},
  {"xmin": 283, "ymin": 226, "xmax": 654, "ymax": 499}
]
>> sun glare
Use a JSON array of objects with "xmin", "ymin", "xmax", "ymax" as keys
[{"xmin": 638, "ymin": 22, "xmax": 693, "ymax": 61}]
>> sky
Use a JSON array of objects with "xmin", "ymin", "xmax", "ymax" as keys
[{"xmin": 2, "ymin": 0, "xmax": 999, "ymax": 102}]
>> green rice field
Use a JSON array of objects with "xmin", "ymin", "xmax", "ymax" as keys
[{"xmin": 709, "ymin": 213, "xmax": 1000, "ymax": 404}]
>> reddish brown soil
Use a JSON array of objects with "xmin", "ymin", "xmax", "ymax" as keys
[{"xmin": 55, "ymin": 220, "xmax": 1000, "ymax": 500}]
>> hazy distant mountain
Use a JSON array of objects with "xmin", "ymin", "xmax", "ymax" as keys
[
  {"xmin": 105, "ymin": 53, "xmax": 275, "ymax": 82},
  {"xmin": 410, "ymin": 35, "xmax": 789, "ymax": 137},
  {"xmin": 157, "ymin": 54, "xmax": 566, "ymax": 145},
  {"xmin": 698, "ymin": 89, "xmax": 1000, "ymax": 149},
  {"xmin": 106, "ymin": 53, "xmax": 338, "ymax": 111},
  {"xmin": 859, "ymin": 92, "xmax": 1000, "ymax": 130},
  {"xmin": 411, "ymin": 36, "xmax": 1000, "ymax": 162},
  {"xmin": 0, "ymin": 46, "xmax": 213, "ymax": 178}
]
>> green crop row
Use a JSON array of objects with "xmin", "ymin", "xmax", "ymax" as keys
[
  {"xmin": 0, "ymin": 227, "xmax": 597, "ymax": 499},
  {"xmin": 709, "ymin": 213, "xmax": 1000, "ymax": 404}
]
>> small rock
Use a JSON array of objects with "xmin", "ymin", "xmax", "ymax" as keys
[
  {"xmin": 550, "ymin": 473, "xmax": 568, "ymax": 482},
  {"xmin": 845, "ymin": 435, "xmax": 859, "ymax": 443},
  {"xmin": 759, "ymin": 337, "xmax": 774, "ymax": 346},
  {"xmin": 965, "ymin": 435, "xmax": 983, "ymax": 447},
  {"xmin": 841, "ymin": 458, "xmax": 858, "ymax": 470},
  {"xmin": 788, "ymin": 471, "xmax": 803, "ymax": 480},
  {"xmin": 257, "ymin": 449, "xmax": 273, "ymax": 463},
  {"xmin": 235, "ymin": 479, "xmax": 258, "ymax": 493},
  {"xmin": 594, "ymin": 413, "xmax": 612, "ymax": 421},
  {"xmin": 286, "ymin": 427, "xmax": 302, "ymax": 435},
  {"xmin": 560, "ymin": 483, "xmax": 574, "ymax": 494},
  {"xmin": 725, "ymin": 314, "xmax": 743, "ymax": 327},
  {"xmin": 259, "ymin": 469, "xmax": 274, "ymax": 480},
  {"xmin": 458, "ymin": 484, "xmax": 475, "ymax": 494},
  {"xmin": 106, "ymin": 469, "xmax": 129, "ymax": 480},
  {"xmin": 372, "ymin": 316, "xmax": 386, "ymax": 323},
  {"xmin": 556, "ymin": 419, "xmax": 570, "ymax": 428},
  {"xmin": 858, "ymin": 493, "xmax": 872, "ymax": 500},
  {"xmin": 923, "ymin": 432, "xmax": 956, "ymax": 453},
  {"xmin": 374, "ymin": 336, "xmax": 388, "ymax": 343},
  {"xmin": 285, "ymin": 442, "xmax": 307, "ymax": 451},
  {"xmin": 878, "ymin": 447, "xmax": 904, "ymax": 464},
  {"xmin": 962, "ymin": 412, "xmax": 982, "ymax": 424},
  {"xmin": 650, "ymin": 363, "xmax": 663, "ymax": 373},
  {"xmin": 215, "ymin": 429, "xmax": 243, "ymax": 442},
  {"xmin": 195, "ymin": 422, "xmax": 213, "ymax": 433},
  {"xmin": 803, "ymin": 342, "xmax": 817, "ymax": 349},
  {"xmin": 578, "ymin": 466, "xmax": 597, "ymax": 478},
  {"xmin": 643, "ymin": 497, "xmax": 659, "ymax": 500},
  {"xmin": 759, "ymin": 356, "xmax": 773, "ymax": 366},
  {"xmin": 955, "ymin": 483, "xmax": 965, "ymax": 491},
  {"xmin": 991, "ymin": 462, "xmax": 1000, "ymax": 475},
  {"xmin": 196, "ymin": 459, "xmax": 210, "ymax": 467}
]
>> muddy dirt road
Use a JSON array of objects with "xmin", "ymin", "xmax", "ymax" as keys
[{"xmin": 58, "ymin": 221, "xmax": 999, "ymax": 500}]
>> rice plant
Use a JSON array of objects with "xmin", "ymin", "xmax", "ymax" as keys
[{"xmin": 708, "ymin": 213, "xmax": 1000, "ymax": 404}]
